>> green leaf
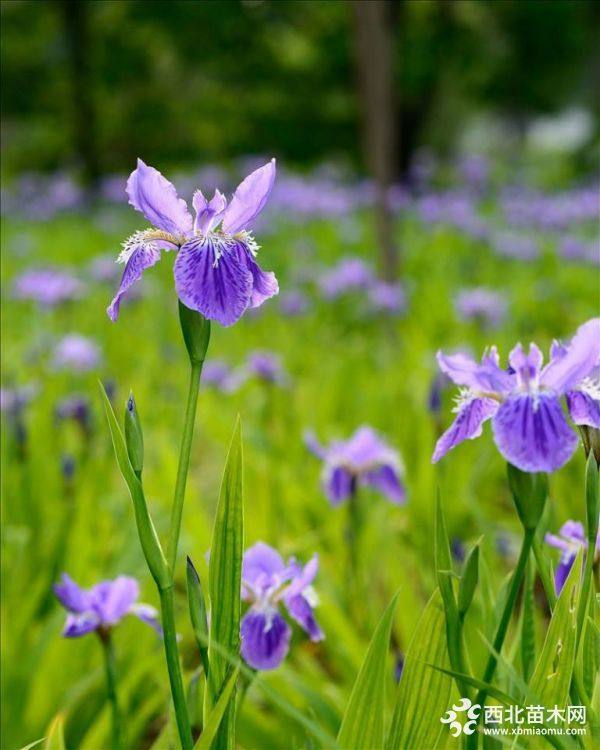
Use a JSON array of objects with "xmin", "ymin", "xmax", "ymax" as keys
[
  {"xmin": 337, "ymin": 590, "xmax": 399, "ymax": 750},
  {"xmin": 195, "ymin": 669, "xmax": 239, "ymax": 750},
  {"xmin": 44, "ymin": 714, "xmax": 65, "ymax": 750},
  {"xmin": 583, "ymin": 605, "xmax": 600, "ymax": 700},
  {"xmin": 386, "ymin": 589, "xmax": 452, "ymax": 750},
  {"xmin": 458, "ymin": 540, "xmax": 480, "ymax": 619},
  {"xmin": 207, "ymin": 417, "xmax": 244, "ymax": 750},
  {"xmin": 528, "ymin": 548, "xmax": 582, "ymax": 709},
  {"xmin": 520, "ymin": 553, "xmax": 536, "ymax": 681},
  {"xmin": 99, "ymin": 383, "xmax": 168, "ymax": 589},
  {"xmin": 18, "ymin": 739, "xmax": 45, "ymax": 750},
  {"xmin": 187, "ymin": 555, "xmax": 210, "ymax": 678},
  {"xmin": 424, "ymin": 663, "xmax": 517, "ymax": 707}
]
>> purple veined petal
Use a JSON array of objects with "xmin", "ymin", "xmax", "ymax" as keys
[
  {"xmin": 541, "ymin": 318, "xmax": 600, "ymax": 394},
  {"xmin": 129, "ymin": 603, "xmax": 162, "ymax": 634},
  {"xmin": 492, "ymin": 393, "xmax": 578, "ymax": 473},
  {"xmin": 566, "ymin": 389, "xmax": 600, "ymax": 428},
  {"xmin": 63, "ymin": 612, "xmax": 100, "ymax": 638},
  {"xmin": 243, "ymin": 252, "xmax": 279, "ymax": 309},
  {"xmin": 554, "ymin": 557, "xmax": 574, "ymax": 595},
  {"xmin": 284, "ymin": 594, "xmax": 324, "ymax": 642},
  {"xmin": 107, "ymin": 245, "xmax": 161, "ymax": 321},
  {"xmin": 92, "ymin": 576, "xmax": 139, "ymax": 624},
  {"xmin": 361, "ymin": 464, "xmax": 406, "ymax": 504},
  {"xmin": 242, "ymin": 542, "xmax": 287, "ymax": 594},
  {"xmin": 432, "ymin": 397, "xmax": 499, "ymax": 463},
  {"xmin": 193, "ymin": 189, "xmax": 227, "ymax": 234},
  {"xmin": 323, "ymin": 465, "xmax": 355, "ymax": 506},
  {"xmin": 173, "ymin": 236, "xmax": 253, "ymax": 326},
  {"xmin": 221, "ymin": 159, "xmax": 276, "ymax": 234},
  {"xmin": 126, "ymin": 159, "xmax": 193, "ymax": 235},
  {"xmin": 54, "ymin": 573, "xmax": 91, "ymax": 613},
  {"xmin": 437, "ymin": 350, "xmax": 512, "ymax": 394},
  {"xmin": 240, "ymin": 608, "xmax": 291, "ymax": 671}
]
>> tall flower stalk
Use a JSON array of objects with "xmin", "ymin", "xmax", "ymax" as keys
[{"xmin": 103, "ymin": 157, "xmax": 278, "ymax": 749}]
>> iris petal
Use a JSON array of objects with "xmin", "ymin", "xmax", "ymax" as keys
[
  {"xmin": 541, "ymin": 318, "xmax": 600, "ymax": 394},
  {"xmin": 324, "ymin": 466, "xmax": 354, "ymax": 505},
  {"xmin": 284, "ymin": 595, "xmax": 324, "ymax": 642},
  {"xmin": 492, "ymin": 393, "xmax": 577, "ymax": 472},
  {"xmin": 566, "ymin": 390, "xmax": 600, "ymax": 428},
  {"xmin": 107, "ymin": 245, "xmax": 161, "ymax": 321},
  {"xmin": 173, "ymin": 236, "xmax": 253, "ymax": 326},
  {"xmin": 221, "ymin": 159, "xmax": 276, "ymax": 234},
  {"xmin": 126, "ymin": 159, "xmax": 193, "ymax": 236},
  {"xmin": 361, "ymin": 464, "xmax": 406, "ymax": 504},
  {"xmin": 432, "ymin": 397, "xmax": 499, "ymax": 463},
  {"xmin": 240, "ymin": 609, "xmax": 291, "ymax": 670}
]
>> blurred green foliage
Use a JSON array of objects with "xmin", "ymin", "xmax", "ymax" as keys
[{"xmin": 1, "ymin": 0, "xmax": 598, "ymax": 177}]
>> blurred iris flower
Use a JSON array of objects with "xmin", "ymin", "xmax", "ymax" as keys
[
  {"xmin": 433, "ymin": 318, "xmax": 600, "ymax": 472},
  {"xmin": 306, "ymin": 426, "xmax": 406, "ymax": 505},
  {"xmin": 240, "ymin": 543, "xmax": 323, "ymax": 670},
  {"xmin": 545, "ymin": 521, "xmax": 600, "ymax": 593},
  {"xmin": 108, "ymin": 159, "xmax": 278, "ymax": 325},
  {"xmin": 54, "ymin": 574, "xmax": 160, "ymax": 637}
]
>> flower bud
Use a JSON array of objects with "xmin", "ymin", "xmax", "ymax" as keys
[
  {"xmin": 178, "ymin": 301, "xmax": 211, "ymax": 365},
  {"xmin": 124, "ymin": 393, "xmax": 144, "ymax": 476}
]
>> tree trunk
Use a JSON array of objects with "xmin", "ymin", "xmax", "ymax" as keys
[
  {"xmin": 352, "ymin": 0, "xmax": 398, "ymax": 279},
  {"xmin": 59, "ymin": 0, "xmax": 100, "ymax": 192}
]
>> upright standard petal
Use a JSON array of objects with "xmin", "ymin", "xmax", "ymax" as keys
[
  {"xmin": 96, "ymin": 576, "xmax": 140, "ymax": 624},
  {"xmin": 54, "ymin": 574, "xmax": 91, "ymax": 613},
  {"xmin": 242, "ymin": 542, "xmax": 287, "ymax": 594},
  {"xmin": 127, "ymin": 159, "xmax": 193, "ymax": 236},
  {"xmin": 541, "ymin": 318, "xmax": 600, "ymax": 394},
  {"xmin": 221, "ymin": 159, "xmax": 276, "ymax": 234},
  {"xmin": 362, "ymin": 464, "xmax": 406, "ymax": 504},
  {"xmin": 107, "ymin": 245, "xmax": 161, "ymax": 321},
  {"xmin": 437, "ymin": 349, "xmax": 512, "ymax": 394},
  {"xmin": 492, "ymin": 393, "xmax": 578, "ymax": 472},
  {"xmin": 432, "ymin": 397, "xmax": 499, "ymax": 463},
  {"xmin": 173, "ymin": 236, "xmax": 253, "ymax": 326},
  {"xmin": 240, "ymin": 609, "xmax": 291, "ymax": 670},
  {"xmin": 193, "ymin": 189, "xmax": 227, "ymax": 234}
]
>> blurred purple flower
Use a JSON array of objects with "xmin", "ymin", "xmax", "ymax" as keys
[
  {"xmin": 88, "ymin": 254, "xmax": 122, "ymax": 284},
  {"xmin": 317, "ymin": 257, "xmax": 375, "ymax": 300},
  {"xmin": 13, "ymin": 268, "xmax": 84, "ymax": 307},
  {"xmin": 55, "ymin": 395, "xmax": 92, "ymax": 431},
  {"xmin": 241, "ymin": 542, "xmax": 323, "ymax": 670},
  {"xmin": 0, "ymin": 385, "xmax": 36, "ymax": 416},
  {"xmin": 108, "ymin": 159, "xmax": 278, "ymax": 325},
  {"xmin": 367, "ymin": 281, "xmax": 406, "ymax": 315},
  {"xmin": 52, "ymin": 335, "xmax": 102, "ymax": 372},
  {"xmin": 279, "ymin": 290, "xmax": 310, "ymax": 317},
  {"xmin": 455, "ymin": 288, "xmax": 507, "ymax": 328},
  {"xmin": 492, "ymin": 232, "xmax": 539, "ymax": 261},
  {"xmin": 246, "ymin": 351, "xmax": 287, "ymax": 385},
  {"xmin": 433, "ymin": 318, "xmax": 600, "ymax": 472},
  {"xmin": 54, "ymin": 573, "xmax": 160, "ymax": 637},
  {"xmin": 202, "ymin": 359, "xmax": 243, "ymax": 393},
  {"xmin": 306, "ymin": 426, "xmax": 406, "ymax": 505},
  {"xmin": 545, "ymin": 521, "xmax": 599, "ymax": 594},
  {"xmin": 458, "ymin": 155, "xmax": 489, "ymax": 190}
]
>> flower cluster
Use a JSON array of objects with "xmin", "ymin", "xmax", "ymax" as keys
[
  {"xmin": 240, "ymin": 543, "xmax": 323, "ymax": 670},
  {"xmin": 433, "ymin": 318, "xmax": 600, "ymax": 472},
  {"xmin": 54, "ymin": 574, "xmax": 160, "ymax": 637},
  {"xmin": 108, "ymin": 159, "xmax": 278, "ymax": 326},
  {"xmin": 306, "ymin": 426, "xmax": 406, "ymax": 505}
]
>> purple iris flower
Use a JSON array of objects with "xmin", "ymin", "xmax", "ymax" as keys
[
  {"xmin": 245, "ymin": 351, "xmax": 287, "ymax": 385},
  {"xmin": 107, "ymin": 159, "xmax": 278, "ymax": 326},
  {"xmin": 54, "ymin": 573, "xmax": 160, "ymax": 637},
  {"xmin": 52, "ymin": 334, "xmax": 102, "ymax": 372},
  {"xmin": 455, "ymin": 288, "xmax": 507, "ymax": 328},
  {"xmin": 240, "ymin": 543, "xmax": 324, "ymax": 671},
  {"xmin": 367, "ymin": 282, "xmax": 406, "ymax": 315},
  {"xmin": 306, "ymin": 426, "xmax": 406, "ymax": 505},
  {"xmin": 279, "ymin": 290, "xmax": 310, "ymax": 317},
  {"xmin": 545, "ymin": 521, "xmax": 600, "ymax": 594},
  {"xmin": 432, "ymin": 318, "xmax": 600, "ymax": 472},
  {"xmin": 13, "ymin": 267, "xmax": 84, "ymax": 307}
]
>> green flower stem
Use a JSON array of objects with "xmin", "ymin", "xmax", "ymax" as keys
[
  {"xmin": 100, "ymin": 631, "xmax": 121, "ymax": 750},
  {"xmin": 167, "ymin": 360, "xmax": 203, "ymax": 574},
  {"xmin": 159, "ymin": 585, "xmax": 193, "ymax": 750},
  {"xmin": 468, "ymin": 527, "xmax": 535, "ymax": 748}
]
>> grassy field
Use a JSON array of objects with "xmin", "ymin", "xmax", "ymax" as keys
[{"xmin": 1, "ymin": 164, "xmax": 598, "ymax": 749}]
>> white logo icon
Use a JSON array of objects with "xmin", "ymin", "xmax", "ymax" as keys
[{"xmin": 440, "ymin": 698, "xmax": 482, "ymax": 736}]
